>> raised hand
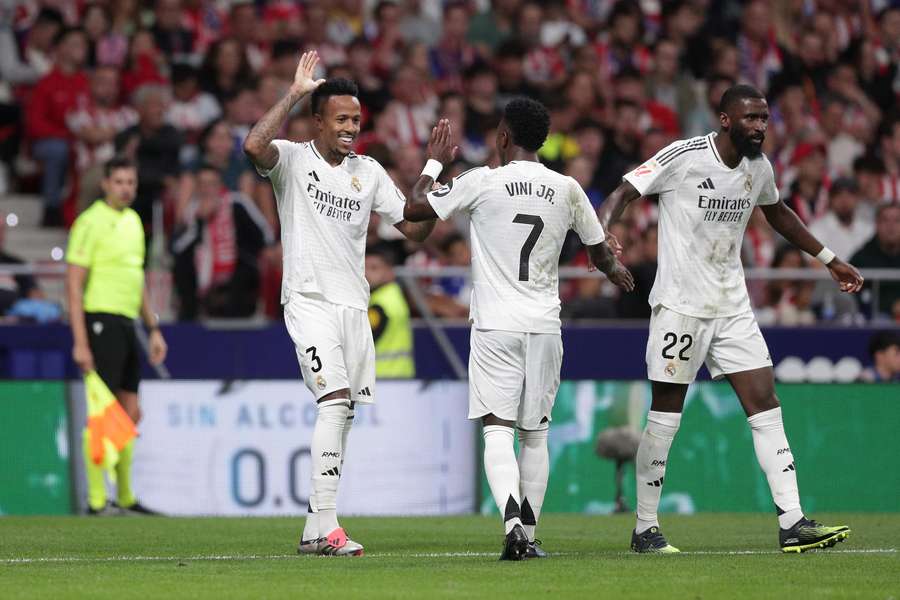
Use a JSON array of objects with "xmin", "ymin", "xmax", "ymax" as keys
[
  {"xmin": 427, "ymin": 119, "xmax": 458, "ymax": 165},
  {"xmin": 828, "ymin": 258, "xmax": 864, "ymax": 293},
  {"xmin": 291, "ymin": 51, "xmax": 326, "ymax": 97}
]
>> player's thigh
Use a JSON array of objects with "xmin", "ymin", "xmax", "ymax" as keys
[
  {"xmin": 519, "ymin": 332, "xmax": 562, "ymax": 430},
  {"xmin": 284, "ymin": 294, "xmax": 349, "ymax": 399},
  {"xmin": 468, "ymin": 328, "xmax": 526, "ymax": 423},
  {"xmin": 705, "ymin": 311, "xmax": 773, "ymax": 381},
  {"xmin": 646, "ymin": 305, "xmax": 710, "ymax": 384},
  {"xmin": 341, "ymin": 305, "xmax": 376, "ymax": 405},
  {"xmin": 86, "ymin": 313, "xmax": 128, "ymax": 392}
]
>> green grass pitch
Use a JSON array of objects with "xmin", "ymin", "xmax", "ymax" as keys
[{"xmin": 1, "ymin": 514, "xmax": 897, "ymax": 599}]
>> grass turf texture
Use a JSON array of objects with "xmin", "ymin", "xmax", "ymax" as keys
[{"xmin": 1, "ymin": 514, "xmax": 897, "ymax": 599}]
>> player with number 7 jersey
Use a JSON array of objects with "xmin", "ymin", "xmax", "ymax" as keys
[{"xmin": 404, "ymin": 99, "xmax": 634, "ymax": 560}]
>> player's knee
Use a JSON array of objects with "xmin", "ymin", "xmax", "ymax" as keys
[{"xmin": 318, "ymin": 388, "xmax": 351, "ymax": 403}]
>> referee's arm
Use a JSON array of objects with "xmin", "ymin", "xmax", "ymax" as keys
[
  {"xmin": 66, "ymin": 264, "xmax": 94, "ymax": 373},
  {"xmin": 140, "ymin": 287, "xmax": 167, "ymax": 366}
]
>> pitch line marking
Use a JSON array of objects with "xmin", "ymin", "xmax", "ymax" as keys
[{"xmin": 2, "ymin": 548, "xmax": 895, "ymax": 564}]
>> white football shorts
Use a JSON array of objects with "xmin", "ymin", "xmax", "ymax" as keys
[
  {"xmin": 468, "ymin": 328, "xmax": 562, "ymax": 430},
  {"xmin": 284, "ymin": 292, "xmax": 376, "ymax": 403},
  {"xmin": 646, "ymin": 305, "xmax": 773, "ymax": 384}
]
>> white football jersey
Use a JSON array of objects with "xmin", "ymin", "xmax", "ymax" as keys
[
  {"xmin": 427, "ymin": 161, "xmax": 605, "ymax": 333},
  {"xmin": 258, "ymin": 140, "xmax": 406, "ymax": 310},
  {"xmin": 624, "ymin": 132, "xmax": 779, "ymax": 319}
]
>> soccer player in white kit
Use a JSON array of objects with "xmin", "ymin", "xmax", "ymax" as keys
[
  {"xmin": 243, "ymin": 52, "xmax": 436, "ymax": 556},
  {"xmin": 404, "ymin": 99, "xmax": 635, "ymax": 560},
  {"xmin": 599, "ymin": 85, "xmax": 864, "ymax": 554}
]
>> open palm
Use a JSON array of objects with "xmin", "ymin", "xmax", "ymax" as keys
[{"xmin": 292, "ymin": 51, "xmax": 326, "ymax": 96}]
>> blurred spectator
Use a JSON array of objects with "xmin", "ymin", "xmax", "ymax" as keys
[
  {"xmin": 66, "ymin": 65, "xmax": 139, "ymax": 214},
  {"xmin": 468, "ymin": 0, "xmax": 520, "ymax": 52},
  {"xmin": 365, "ymin": 245, "xmax": 415, "ymax": 378},
  {"xmin": 851, "ymin": 203, "xmax": 900, "ymax": 320},
  {"xmin": 881, "ymin": 119, "xmax": 900, "ymax": 180},
  {"xmin": 346, "ymin": 37, "xmax": 390, "ymax": 116},
  {"xmin": 737, "ymin": 0, "xmax": 783, "ymax": 93},
  {"xmin": 808, "ymin": 178, "xmax": 874, "ymax": 261},
  {"xmin": 399, "ymin": 0, "xmax": 441, "ymax": 46},
  {"xmin": 493, "ymin": 39, "xmax": 539, "ymax": 106},
  {"xmin": 189, "ymin": 119, "xmax": 254, "ymax": 196},
  {"xmin": 21, "ymin": 7, "xmax": 64, "ymax": 76},
  {"xmin": 228, "ymin": 2, "xmax": 265, "ymax": 72},
  {"xmin": 303, "ymin": 3, "xmax": 346, "ymax": 69},
  {"xmin": 0, "ymin": 213, "xmax": 44, "ymax": 316},
  {"xmin": 617, "ymin": 226, "xmax": 658, "ymax": 319},
  {"xmin": 151, "ymin": 0, "xmax": 193, "ymax": 62},
  {"xmin": 429, "ymin": 2, "xmax": 479, "ymax": 91},
  {"xmin": 115, "ymin": 84, "xmax": 183, "ymax": 227},
  {"xmin": 860, "ymin": 330, "xmax": 900, "ymax": 382},
  {"xmin": 171, "ymin": 164, "xmax": 273, "ymax": 320},
  {"xmin": 26, "ymin": 26, "xmax": 90, "ymax": 227},
  {"xmin": 426, "ymin": 232, "xmax": 470, "ymax": 319},
  {"xmin": 756, "ymin": 246, "xmax": 816, "ymax": 326},
  {"xmin": 784, "ymin": 143, "xmax": 829, "ymax": 224},
  {"xmin": 370, "ymin": 0, "xmax": 406, "ymax": 76},
  {"xmin": 645, "ymin": 37, "xmax": 697, "ymax": 133},
  {"xmin": 380, "ymin": 64, "xmax": 437, "ymax": 149},
  {"xmin": 166, "ymin": 63, "xmax": 221, "ymax": 141},
  {"xmin": 463, "ymin": 63, "xmax": 500, "ymax": 142},
  {"xmin": 199, "ymin": 37, "xmax": 252, "ymax": 99}
]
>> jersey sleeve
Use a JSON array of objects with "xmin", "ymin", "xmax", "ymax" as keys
[
  {"xmin": 756, "ymin": 158, "xmax": 779, "ymax": 206},
  {"xmin": 65, "ymin": 214, "xmax": 99, "ymax": 268},
  {"xmin": 254, "ymin": 139, "xmax": 301, "ymax": 187},
  {"xmin": 623, "ymin": 140, "xmax": 693, "ymax": 196},
  {"xmin": 426, "ymin": 167, "xmax": 487, "ymax": 220},
  {"xmin": 569, "ymin": 177, "xmax": 605, "ymax": 245},
  {"xmin": 371, "ymin": 162, "xmax": 406, "ymax": 225}
]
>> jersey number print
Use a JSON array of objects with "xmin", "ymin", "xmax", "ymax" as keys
[{"xmin": 512, "ymin": 214, "xmax": 544, "ymax": 281}]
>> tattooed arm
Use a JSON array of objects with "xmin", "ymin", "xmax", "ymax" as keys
[{"xmin": 243, "ymin": 51, "xmax": 324, "ymax": 170}]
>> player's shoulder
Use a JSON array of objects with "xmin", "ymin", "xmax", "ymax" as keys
[
  {"xmin": 652, "ymin": 134, "xmax": 712, "ymax": 167},
  {"xmin": 345, "ymin": 150, "xmax": 389, "ymax": 175},
  {"xmin": 455, "ymin": 164, "xmax": 490, "ymax": 181},
  {"xmin": 746, "ymin": 151, "xmax": 775, "ymax": 175}
]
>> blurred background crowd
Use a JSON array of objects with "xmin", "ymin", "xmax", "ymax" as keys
[{"xmin": 0, "ymin": 0, "xmax": 899, "ymax": 325}]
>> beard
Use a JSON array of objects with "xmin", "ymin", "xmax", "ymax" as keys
[{"xmin": 729, "ymin": 127, "xmax": 764, "ymax": 158}]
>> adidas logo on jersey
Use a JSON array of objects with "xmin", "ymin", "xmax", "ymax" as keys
[{"xmin": 697, "ymin": 177, "xmax": 715, "ymax": 190}]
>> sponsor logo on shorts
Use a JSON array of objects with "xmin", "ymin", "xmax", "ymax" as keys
[
  {"xmin": 316, "ymin": 375, "xmax": 327, "ymax": 390},
  {"xmin": 664, "ymin": 362, "xmax": 677, "ymax": 377}
]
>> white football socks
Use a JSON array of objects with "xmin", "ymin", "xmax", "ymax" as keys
[
  {"xmin": 517, "ymin": 427, "xmax": 549, "ymax": 542},
  {"xmin": 302, "ymin": 404, "xmax": 355, "ymax": 541},
  {"xmin": 635, "ymin": 410, "xmax": 682, "ymax": 534},
  {"xmin": 748, "ymin": 407, "xmax": 804, "ymax": 529},
  {"xmin": 483, "ymin": 425, "xmax": 522, "ymax": 534},
  {"xmin": 311, "ymin": 400, "xmax": 350, "ymax": 536}
]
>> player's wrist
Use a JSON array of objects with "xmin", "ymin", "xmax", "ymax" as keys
[
  {"xmin": 815, "ymin": 247, "xmax": 836, "ymax": 266},
  {"xmin": 421, "ymin": 159, "xmax": 443, "ymax": 181}
]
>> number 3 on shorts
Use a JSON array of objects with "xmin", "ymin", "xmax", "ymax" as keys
[
  {"xmin": 305, "ymin": 346, "xmax": 323, "ymax": 372},
  {"xmin": 661, "ymin": 332, "xmax": 693, "ymax": 361}
]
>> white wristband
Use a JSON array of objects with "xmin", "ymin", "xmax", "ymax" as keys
[
  {"xmin": 815, "ymin": 247, "xmax": 836, "ymax": 265},
  {"xmin": 421, "ymin": 159, "xmax": 443, "ymax": 181}
]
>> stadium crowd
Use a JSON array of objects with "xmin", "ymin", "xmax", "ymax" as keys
[{"xmin": 0, "ymin": 0, "xmax": 899, "ymax": 323}]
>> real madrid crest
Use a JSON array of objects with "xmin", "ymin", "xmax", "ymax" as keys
[
  {"xmin": 316, "ymin": 375, "xmax": 327, "ymax": 390},
  {"xmin": 744, "ymin": 173, "xmax": 752, "ymax": 192},
  {"xmin": 351, "ymin": 176, "xmax": 362, "ymax": 192},
  {"xmin": 664, "ymin": 362, "xmax": 677, "ymax": 377}
]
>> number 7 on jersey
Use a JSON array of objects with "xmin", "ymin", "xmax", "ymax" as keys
[{"xmin": 513, "ymin": 213, "xmax": 544, "ymax": 281}]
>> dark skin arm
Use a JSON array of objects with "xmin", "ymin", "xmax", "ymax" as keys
[
  {"xmin": 596, "ymin": 180, "xmax": 642, "ymax": 253},
  {"xmin": 588, "ymin": 242, "xmax": 635, "ymax": 291},
  {"xmin": 403, "ymin": 119, "xmax": 457, "ymax": 223},
  {"xmin": 760, "ymin": 201, "xmax": 864, "ymax": 293}
]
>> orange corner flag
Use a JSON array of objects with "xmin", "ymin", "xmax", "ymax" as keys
[{"xmin": 84, "ymin": 371, "xmax": 137, "ymax": 477}]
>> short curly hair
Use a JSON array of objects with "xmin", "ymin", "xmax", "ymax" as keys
[
  {"xmin": 311, "ymin": 78, "xmax": 359, "ymax": 115},
  {"xmin": 503, "ymin": 97, "xmax": 550, "ymax": 152},
  {"xmin": 718, "ymin": 84, "xmax": 766, "ymax": 115}
]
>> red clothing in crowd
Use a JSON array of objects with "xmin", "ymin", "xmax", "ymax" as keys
[{"xmin": 25, "ymin": 68, "xmax": 89, "ymax": 140}]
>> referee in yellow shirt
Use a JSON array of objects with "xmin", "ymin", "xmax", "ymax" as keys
[{"xmin": 66, "ymin": 156, "xmax": 167, "ymax": 515}]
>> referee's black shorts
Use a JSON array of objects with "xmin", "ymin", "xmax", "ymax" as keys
[{"xmin": 86, "ymin": 312, "xmax": 141, "ymax": 393}]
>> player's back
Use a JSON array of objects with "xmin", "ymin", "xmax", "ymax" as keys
[{"xmin": 461, "ymin": 161, "xmax": 605, "ymax": 333}]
